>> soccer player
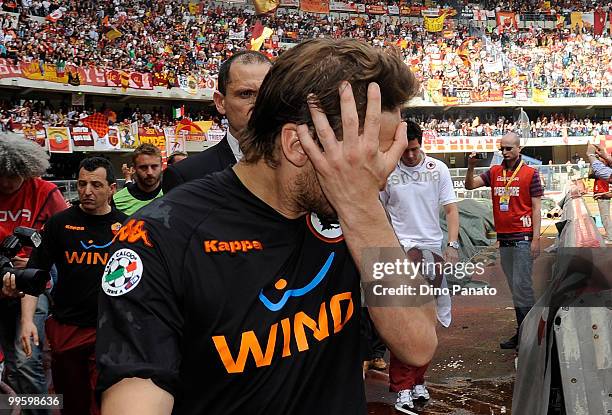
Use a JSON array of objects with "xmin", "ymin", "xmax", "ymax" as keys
[
  {"xmin": 113, "ymin": 144, "xmax": 163, "ymax": 215},
  {"xmin": 97, "ymin": 38, "xmax": 438, "ymax": 415}
]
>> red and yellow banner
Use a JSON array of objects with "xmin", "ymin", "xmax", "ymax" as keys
[
  {"xmin": 106, "ymin": 70, "xmax": 153, "ymax": 90},
  {"xmin": 422, "ymin": 132, "xmax": 501, "ymax": 154},
  {"xmin": 70, "ymin": 126, "xmax": 95, "ymax": 147},
  {"xmin": 138, "ymin": 127, "xmax": 167, "ymax": 151},
  {"xmin": 496, "ymin": 11, "xmax": 517, "ymax": 29},
  {"xmin": 366, "ymin": 5, "xmax": 387, "ymax": 15},
  {"xmin": 46, "ymin": 127, "xmax": 73, "ymax": 153},
  {"xmin": 299, "ymin": 0, "xmax": 329, "ymax": 14},
  {"xmin": 21, "ymin": 61, "xmax": 68, "ymax": 83},
  {"xmin": 23, "ymin": 124, "xmax": 47, "ymax": 147}
]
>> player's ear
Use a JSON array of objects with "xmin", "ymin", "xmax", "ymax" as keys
[{"xmin": 280, "ymin": 123, "xmax": 308, "ymax": 167}]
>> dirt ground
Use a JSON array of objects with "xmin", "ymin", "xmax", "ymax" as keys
[{"xmin": 365, "ymin": 232, "xmax": 562, "ymax": 414}]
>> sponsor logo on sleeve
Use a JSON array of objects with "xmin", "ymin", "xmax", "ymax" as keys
[{"xmin": 102, "ymin": 248, "xmax": 143, "ymax": 296}]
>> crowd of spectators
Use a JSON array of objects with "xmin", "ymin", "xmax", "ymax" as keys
[
  {"xmin": 1, "ymin": 0, "xmax": 65, "ymax": 17},
  {"xmin": 420, "ymin": 114, "xmax": 612, "ymax": 137},
  {"xmin": 481, "ymin": 0, "xmax": 611, "ymax": 14},
  {"xmin": 1, "ymin": 0, "xmax": 611, "ymax": 98},
  {"xmin": 0, "ymin": 99, "xmax": 221, "ymax": 131},
  {"xmin": 3, "ymin": 99, "xmax": 611, "ymax": 140}
]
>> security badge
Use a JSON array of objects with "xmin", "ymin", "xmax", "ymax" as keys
[
  {"xmin": 499, "ymin": 159, "xmax": 524, "ymax": 213},
  {"xmin": 499, "ymin": 194, "xmax": 510, "ymax": 212}
]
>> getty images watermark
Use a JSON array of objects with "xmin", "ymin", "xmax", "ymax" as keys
[{"xmin": 361, "ymin": 248, "xmax": 498, "ymax": 306}]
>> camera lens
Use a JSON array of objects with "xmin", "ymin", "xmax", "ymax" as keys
[{"xmin": 2, "ymin": 267, "xmax": 50, "ymax": 297}]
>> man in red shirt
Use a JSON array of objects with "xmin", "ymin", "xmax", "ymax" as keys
[
  {"xmin": 0, "ymin": 133, "xmax": 67, "ymax": 413},
  {"xmin": 464, "ymin": 132, "xmax": 543, "ymax": 350}
]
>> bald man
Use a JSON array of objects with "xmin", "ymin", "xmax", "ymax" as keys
[{"xmin": 465, "ymin": 133, "xmax": 543, "ymax": 350}]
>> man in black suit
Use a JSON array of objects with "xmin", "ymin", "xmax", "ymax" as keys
[{"xmin": 162, "ymin": 51, "xmax": 272, "ymax": 193}]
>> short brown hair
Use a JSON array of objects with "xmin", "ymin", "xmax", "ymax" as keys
[
  {"xmin": 131, "ymin": 143, "xmax": 162, "ymax": 165},
  {"xmin": 241, "ymin": 38, "xmax": 420, "ymax": 167}
]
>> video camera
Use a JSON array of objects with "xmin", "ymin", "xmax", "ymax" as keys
[{"xmin": 0, "ymin": 227, "xmax": 49, "ymax": 296}]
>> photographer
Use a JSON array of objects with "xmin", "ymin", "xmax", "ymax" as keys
[
  {"xmin": 23, "ymin": 157, "xmax": 126, "ymax": 415},
  {"xmin": 0, "ymin": 133, "xmax": 67, "ymax": 412}
]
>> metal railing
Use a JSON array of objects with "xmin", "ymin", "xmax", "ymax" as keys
[
  {"xmin": 52, "ymin": 164, "xmax": 586, "ymax": 203},
  {"xmin": 450, "ymin": 164, "xmax": 586, "ymax": 200}
]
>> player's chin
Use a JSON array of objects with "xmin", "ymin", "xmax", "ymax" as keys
[{"xmin": 313, "ymin": 201, "xmax": 338, "ymax": 222}]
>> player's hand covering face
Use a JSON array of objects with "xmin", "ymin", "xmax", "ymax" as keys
[{"xmin": 296, "ymin": 82, "xmax": 407, "ymax": 219}]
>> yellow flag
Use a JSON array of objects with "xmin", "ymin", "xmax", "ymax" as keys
[
  {"xmin": 253, "ymin": 0, "xmax": 279, "ymax": 15},
  {"xmin": 532, "ymin": 88, "xmax": 548, "ymax": 103},
  {"xmin": 250, "ymin": 27, "xmax": 274, "ymax": 51},
  {"xmin": 105, "ymin": 27, "xmax": 123, "ymax": 41},
  {"xmin": 423, "ymin": 14, "xmax": 447, "ymax": 32},
  {"xmin": 188, "ymin": 2, "xmax": 200, "ymax": 15},
  {"xmin": 570, "ymin": 12, "xmax": 583, "ymax": 29},
  {"xmin": 556, "ymin": 15, "xmax": 565, "ymax": 28},
  {"xmin": 194, "ymin": 121, "xmax": 213, "ymax": 133}
]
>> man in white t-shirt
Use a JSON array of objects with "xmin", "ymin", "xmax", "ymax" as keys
[{"xmin": 380, "ymin": 120, "xmax": 459, "ymax": 414}]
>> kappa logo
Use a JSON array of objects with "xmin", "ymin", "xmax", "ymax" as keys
[
  {"xmin": 102, "ymin": 248, "xmax": 143, "ymax": 296},
  {"xmin": 306, "ymin": 213, "xmax": 343, "ymax": 243},
  {"xmin": 426, "ymin": 160, "xmax": 436, "ymax": 170},
  {"xmin": 204, "ymin": 239, "xmax": 263, "ymax": 254},
  {"xmin": 111, "ymin": 219, "xmax": 153, "ymax": 247}
]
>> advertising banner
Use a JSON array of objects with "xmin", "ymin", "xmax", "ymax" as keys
[{"xmin": 46, "ymin": 127, "xmax": 73, "ymax": 153}]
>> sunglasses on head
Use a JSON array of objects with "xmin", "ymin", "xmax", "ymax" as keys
[{"xmin": 499, "ymin": 146, "xmax": 515, "ymax": 152}]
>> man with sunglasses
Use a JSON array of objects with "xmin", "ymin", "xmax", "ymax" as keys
[{"xmin": 464, "ymin": 132, "xmax": 543, "ymax": 350}]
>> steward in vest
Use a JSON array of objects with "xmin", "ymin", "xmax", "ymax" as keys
[{"xmin": 464, "ymin": 132, "xmax": 543, "ymax": 350}]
